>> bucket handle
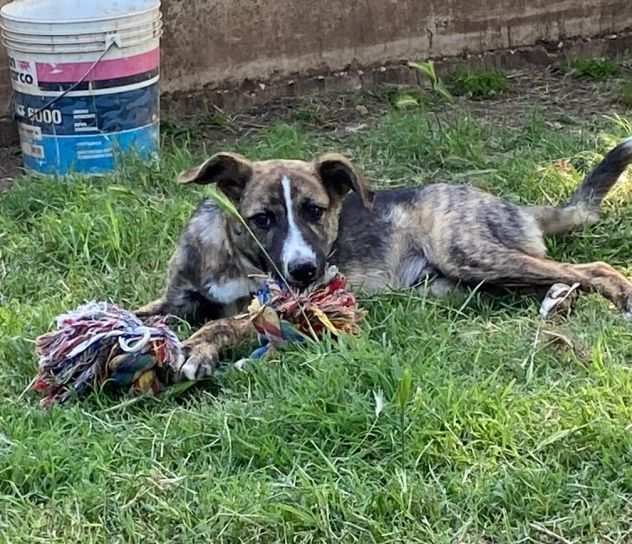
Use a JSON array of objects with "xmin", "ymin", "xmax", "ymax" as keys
[
  {"xmin": 20, "ymin": 40, "xmax": 115, "ymax": 123},
  {"xmin": 106, "ymin": 32, "xmax": 122, "ymax": 49}
]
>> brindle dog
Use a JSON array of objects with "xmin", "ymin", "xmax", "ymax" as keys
[{"xmin": 139, "ymin": 138, "xmax": 632, "ymax": 379}]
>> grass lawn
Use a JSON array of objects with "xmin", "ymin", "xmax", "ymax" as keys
[{"xmin": 2, "ymin": 80, "xmax": 632, "ymax": 543}]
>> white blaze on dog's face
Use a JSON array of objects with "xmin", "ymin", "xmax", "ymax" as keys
[
  {"xmin": 280, "ymin": 174, "xmax": 318, "ymax": 282},
  {"xmin": 178, "ymin": 153, "xmax": 373, "ymax": 288}
]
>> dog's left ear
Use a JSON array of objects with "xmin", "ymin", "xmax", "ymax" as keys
[
  {"xmin": 177, "ymin": 152, "xmax": 254, "ymax": 203},
  {"xmin": 315, "ymin": 153, "xmax": 374, "ymax": 208}
]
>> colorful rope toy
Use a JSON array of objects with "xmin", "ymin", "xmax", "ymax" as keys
[
  {"xmin": 248, "ymin": 266, "xmax": 365, "ymax": 359},
  {"xmin": 32, "ymin": 303, "xmax": 183, "ymax": 407},
  {"xmin": 32, "ymin": 267, "xmax": 365, "ymax": 407}
]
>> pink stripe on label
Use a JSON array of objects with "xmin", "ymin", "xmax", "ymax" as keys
[{"xmin": 36, "ymin": 49, "xmax": 159, "ymax": 83}]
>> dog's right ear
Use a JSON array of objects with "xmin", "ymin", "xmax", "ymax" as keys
[{"xmin": 177, "ymin": 153, "xmax": 254, "ymax": 203}]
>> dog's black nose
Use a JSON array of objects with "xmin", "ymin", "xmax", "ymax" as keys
[{"xmin": 288, "ymin": 261, "xmax": 318, "ymax": 285}]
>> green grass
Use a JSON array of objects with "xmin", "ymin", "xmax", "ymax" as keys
[
  {"xmin": 2, "ymin": 103, "xmax": 632, "ymax": 543},
  {"xmin": 447, "ymin": 69, "xmax": 509, "ymax": 100},
  {"xmin": 564, "ymin": 57, "xmax": 621, "ymax": 81}
]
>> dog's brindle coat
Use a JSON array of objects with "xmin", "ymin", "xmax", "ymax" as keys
[{"xmin": 139, "ymin": 139, "xmax": 632, "ymax": 379}]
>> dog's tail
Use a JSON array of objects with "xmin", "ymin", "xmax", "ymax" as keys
[
  {"xmin": 531, "ymin": 137, "xmax": 632, "ymax": 235},
  {"xmin": 566, "ymin": 136, "xmax": 632, "ymax": 208}
]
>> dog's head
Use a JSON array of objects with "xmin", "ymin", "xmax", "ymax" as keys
[{"xmin": 179, "ymin": 153, "xmax": 373, "ymax": 288}]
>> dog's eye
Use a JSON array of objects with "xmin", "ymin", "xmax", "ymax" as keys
[
  {"xmin": 304, "ymin": 203, "xmax": 325, "ymax": 223},
  {"xmin": 250, "ymin": 212, "xmax": 274, "ymax": 230}
]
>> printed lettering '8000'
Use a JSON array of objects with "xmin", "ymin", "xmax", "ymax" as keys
[{"xmin": 16, "ymin": 104, "xmax": 62, "ymax": 125}]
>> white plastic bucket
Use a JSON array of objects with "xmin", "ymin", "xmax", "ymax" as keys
[{"xmin": 0, "ymin": 0, "xmax": 162, "ymax": 176}]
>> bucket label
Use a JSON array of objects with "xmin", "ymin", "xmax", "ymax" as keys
[
  {"xmin": 15, "ymin": 104, "xmax": 63, "ymax": 126},
  {"xmin": 9, "ymin": 56, "xmax": 39, "ymax": 91},
  {"xmin": 21, "ymin": 123, "xmax": 160, "ymax": 175},
  {"xmin": 14, "ymin": 82, "xmax": 159, "ymax": 136},
  {"xmin": 35, "ymin": 48, "xmax": 160, "ymax": 92},
  {"xmin": 13, "ymin": 81, "xmax": 160, "ymax": 176},
  {"xmin": 18, "ymin": 123, "xmax": 45, "ymax": 159}
]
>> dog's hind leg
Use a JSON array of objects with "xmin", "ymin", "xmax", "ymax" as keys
[{"xmin": 443, "ymin": 251, "xmax": 632, "ymax": 317}]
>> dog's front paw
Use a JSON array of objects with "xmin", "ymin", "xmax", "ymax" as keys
[
  {"xmin": 134, "ymin": 299, "xmax": 167, "ymax": 319},
  {"xmin": 177, "ymin": 342, "xmax": 219, "ymax": 381}
]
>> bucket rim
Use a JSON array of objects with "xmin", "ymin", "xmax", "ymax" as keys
[
  {"xmin": 0, "ymin": 14, "xmax": 162, "ymax": 36},
  {"xmin": 0, "ymin": 19, "xmax": 162, "ymax": 43},
  {"xmin": 0, "ymin": 2, "xmax": 160, "ymax": 26}
]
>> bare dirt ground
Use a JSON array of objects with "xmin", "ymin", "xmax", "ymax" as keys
[
  {"xmin": 162, "ymin": 64, "xmax": 632, "ymax": 149},
  {"xmin": 0, "ymin": 145, "xmax": 20, "ymax": 191},
  {"xmin": 463, "ymin": 66, "xmax": 631, "ymax": 128}
]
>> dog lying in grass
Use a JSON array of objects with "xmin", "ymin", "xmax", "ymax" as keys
[{"xmin": 139, "ymin": 138, "xmax": 632, "ymax": 379}]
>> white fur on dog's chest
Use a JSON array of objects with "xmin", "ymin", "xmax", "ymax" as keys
[{"xmin": 205, "ymin": 277, "xmax": 255, "ymax": 304}]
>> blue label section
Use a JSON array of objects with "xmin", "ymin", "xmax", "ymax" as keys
[
  {"xmin": 14, "ymin": 82, "xmax": 159, "ymax": 136},
  {"xmin": 21, "ymin": 123, "xmax": 159, "ymax": 176}
]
